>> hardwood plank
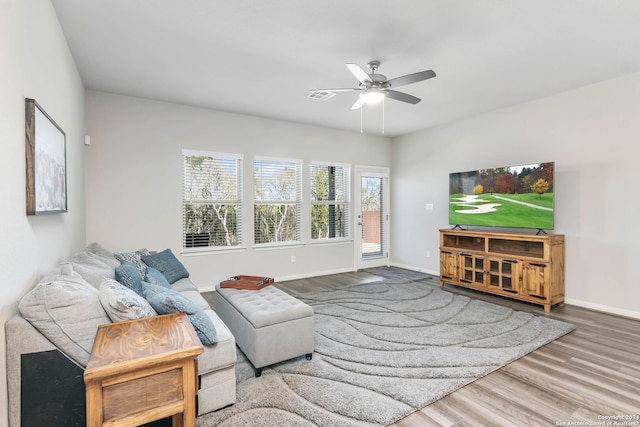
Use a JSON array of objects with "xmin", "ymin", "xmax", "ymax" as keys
[
  {"xmin": 506, "ymin": 353, "xmax": 640, "ymax": 413},
  {"xmin": 473, "ymin": 371, "xmax": 580, "ymax": 421},
  {"xmin": 425, "ymin": 387, "xmax": 520, "ymax": 427},
  {"xmin": 390, "ymin": 409, "xmax": 443, "ymax": 427}
]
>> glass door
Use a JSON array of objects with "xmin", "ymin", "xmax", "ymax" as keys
[{"xmin": 355, "ymin": 166, "xmax": 389, "ymax": 270}]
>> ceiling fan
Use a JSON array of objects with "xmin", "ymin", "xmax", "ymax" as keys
[{"xmin": 309, "ymin": 61, "xmax": 436, "ymax": 110}]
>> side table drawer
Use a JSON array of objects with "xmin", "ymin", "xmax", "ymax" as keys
[{"xmin": 103, "ymin": 368, "xmax": 183, "ymax": 423}]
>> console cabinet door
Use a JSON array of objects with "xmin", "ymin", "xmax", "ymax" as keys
[
  {"xmin": 488, "ymin": 258, "xmax": 520, "ymax": 294},
  {"xmin": 440, "ymin": 251, "xmax": 459, "ymax": 281},
  {"xmin": 522, "ymin": 262, "xmax": 548, "ymax": 298},
  {"xmin": 460, "ymin": 254, "xmax": 485, "ymax": 287}
]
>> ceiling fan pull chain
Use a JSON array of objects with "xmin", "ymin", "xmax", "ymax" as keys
[
  {"xmin": 382, "ymin": 98, "xmax": 385, "ymax": 134},
  {"xmin": 360, "ymin": 106, "xmax": 363, "ymax": 133}
]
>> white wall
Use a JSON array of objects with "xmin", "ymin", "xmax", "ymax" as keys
[
  {"xmin": 391, "ymin": 72, "xmax": 640, "ymax": 319},
  {"xmin": 84, "ymin": 91, "xmax": 391, "ymax": 291},
  {"xmin": 0, "ymin": 0, "xmax": 86, "ymax": 425}
]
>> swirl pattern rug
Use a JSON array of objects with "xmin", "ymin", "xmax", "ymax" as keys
[{"xmin": 198, "ymin": 268, "xmax": 574, "ymax": 427}]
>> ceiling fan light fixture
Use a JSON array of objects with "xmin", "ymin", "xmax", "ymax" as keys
[{"xmin": 359, "ymin": 89, "xmax": 385, "ymax": 105}]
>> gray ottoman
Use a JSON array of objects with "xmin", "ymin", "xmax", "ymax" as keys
[{"xmin": 215, "ymin": 284, "xmax": 314, "ymax": 377}]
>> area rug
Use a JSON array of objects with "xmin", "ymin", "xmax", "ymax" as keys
[{"xmin": 197, "ymin": 268, "xmax": 574, "ymax": 427}]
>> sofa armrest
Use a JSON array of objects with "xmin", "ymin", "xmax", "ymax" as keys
[{"xmin": 5, "ymin": 314, "xmax": 84, "ymax": 427}]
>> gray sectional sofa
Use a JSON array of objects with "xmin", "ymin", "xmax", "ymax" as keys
[{"xmin": 5, "ymin": 243, "xmax": 237, "ymax": 427}]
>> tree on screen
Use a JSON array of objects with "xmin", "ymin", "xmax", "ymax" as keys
[{"xmin": 531, "ymin": 178, "xmax": 550, "ymax": 198}]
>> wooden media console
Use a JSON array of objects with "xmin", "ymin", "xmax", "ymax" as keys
[{"xmin": 439, "ymin": 229, "xmax": 565, "ymax": 312}]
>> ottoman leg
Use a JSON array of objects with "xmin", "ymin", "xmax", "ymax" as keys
[
  {"xmin": 255, "ymin": 367, "xmax": 262, "ymax": 377},
  {"xmin": 306, "ymin": 353, "xmax": 313, "ymax": 360}
]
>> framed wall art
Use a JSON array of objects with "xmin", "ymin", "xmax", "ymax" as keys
[{"xmin": 25, "ymin": 98, "xmax": 67, "ymax": 215}]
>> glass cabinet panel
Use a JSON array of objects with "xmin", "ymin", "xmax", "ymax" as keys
[
  {"xmin": 461, "ymin": 254, "xmax": 485, "ymax": 287},
  {"xmin": 488, "ymin": 259, "xmax": 518, "ymax": 293}
]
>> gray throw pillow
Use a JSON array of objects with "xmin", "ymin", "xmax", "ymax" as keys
[
  {"xmin": 99, "ymin": 278, "xmax": 157, "ymax": 322},
  {"xmin": 141, "ymin": 282, "xmax": 216, "ymax": 345},
  {"xmin": 18, "ymin": 263, "xmax": 111, "ymax": 367}
]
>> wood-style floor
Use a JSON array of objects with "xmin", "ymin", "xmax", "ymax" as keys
[{"xmin": 273, "ymin": 269, "xmax": 640, "ymax": 427}]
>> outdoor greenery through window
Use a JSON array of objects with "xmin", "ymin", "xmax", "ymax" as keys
[
  {"xmin": 254, "ymin": 157, "xmax": 301, "ymax": 245},
  {"xmin": 183, "ymin": 150, "xmax": 242, "ymax": 249},
  {"xmin": 311, "ymin": 162, "xmax": 350, "ymax": 240}
]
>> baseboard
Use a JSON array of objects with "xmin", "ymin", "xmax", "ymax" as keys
[
  {"xmin": 564, "ymin": 298, "xmax": 640, "ymax": 320},
  {"xmin": 275, "ymin": 267, "xmax": 357, "ymax": 283},
  {"xmin": 390, "ymin": 262, "xmax": 439, "ymax": 277}
]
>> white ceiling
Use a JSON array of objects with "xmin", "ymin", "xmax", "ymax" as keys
[{"xmin": 51, "ymin": 0, "xmax": 640, "ymax": 137}]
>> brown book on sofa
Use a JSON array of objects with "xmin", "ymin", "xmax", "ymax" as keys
[{"xmin": 220, "ymin": 276, "xmax": 274, "ymax": 290}]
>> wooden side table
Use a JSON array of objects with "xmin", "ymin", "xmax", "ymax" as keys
[{"xmin": 84, "ymin": 313, "xmax": 203, "ymax": 427}]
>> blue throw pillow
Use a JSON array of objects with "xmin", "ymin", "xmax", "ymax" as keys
[
  {"xmin": 145, "ymin": 267, "xmax": 171, "ymax": 288},
  {"xmin": 141, "ymin": 249, "xmax": 189, "ymax": 284},
  {"xmin": 115, "ymin": 260, "xmax": 144, "ymax": 295},
  {"xmin": 141, "ymin": 282, "xmax": 217, "ymax": 345}
]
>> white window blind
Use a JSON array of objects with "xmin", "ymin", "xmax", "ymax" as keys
[
  {"xmin": 183, "ymin": 150, "xmax": 242, "ymax": 249},
  {"xmin": 253, "ymin": 157, "xmax": 302, "ymax": 245},
  {"xmin": 310, "ymin": 162, "xmax": 350, "ymax": 240}
]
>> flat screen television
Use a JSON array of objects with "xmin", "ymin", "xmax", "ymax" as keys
[{"xmin": 449, "ymin": 161, "xmax": 554, "ymax": 231}]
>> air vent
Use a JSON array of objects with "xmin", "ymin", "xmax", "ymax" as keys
[{"xmin": 308, "ymin": 91, "xmax": 336, "ymax": 101}]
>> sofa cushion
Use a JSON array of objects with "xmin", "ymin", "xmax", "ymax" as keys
[
  {"xmin": 114, "ymin": 261, "xmax": 144, "ymax": 295},
  {"xmin": 141, "ymin": 249, "xmax": 189, "ymax": 284},
  {"xmin": 18, "ymin": 263, "xmax": 111, "ymax": 367},
  {"xmin": 141, "ymin": 282, "xmax": 217, "ymax": 345},
  {"xmin": 171, "ymin": 277, "xmax": 210, "ymax": 310},
  {"xmin": 197, "ymin": 310, "xmax": 237, "ymax": 374},
  {"xmin": 85, "ymin": 242, "xmax": 119, "ymax": 264},
  {"xmin": 69, "ymin": 251, "xmax": 116, "ymax": 289},
  {"xmin": 178, "ymin": 290, "xmax": 211, "ymax": 310},
  {"xmin": 171, "ymin": 277, "xmax": 200, "ymax": 293},
  {"xmin": 99, "ymin": 278, "xmax": 157, "ymax": 322}
]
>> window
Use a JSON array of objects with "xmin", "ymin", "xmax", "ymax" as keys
[
  {"xmin": 254, "ymin": 157, "xmax": 302, "ymax": 245},
  {"xmin": 183, "ymin": 150, "xmax": 242, "ymax": 249},
  {"xmin": 311, "ymin": 162, "xmax": 350, "ymax": 240}
]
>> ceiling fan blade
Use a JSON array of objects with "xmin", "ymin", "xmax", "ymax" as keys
[
  {"xmin": 346, "ymin": 63, "xmax": 372, "ymax": 85},
  {"xmin": 387, "ymin": 70, "xmax": 436, "ymax": 88},
  {"xmin": 385, "ymin": 90, "xmax": 421, "ymax": 104},
  {"xmin": 309, "ymin": 88, "xmax": 358, "ymax": 93},
  {"xmin": 309, "ymin": 88, "xmax": 359, "ymax": 101},
  {"xmin": 350, "ymin": 97, "xmax": 366, "ymax": 110}
]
